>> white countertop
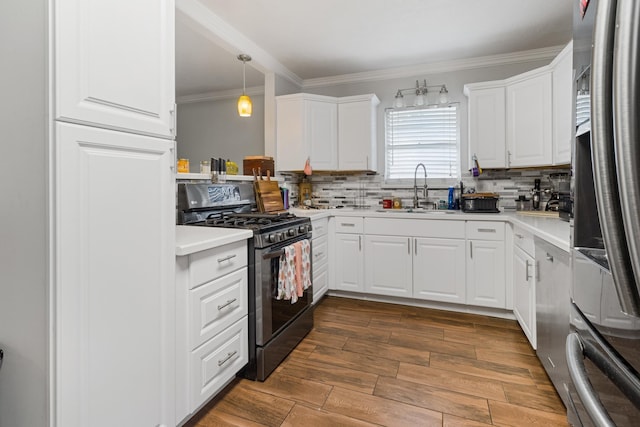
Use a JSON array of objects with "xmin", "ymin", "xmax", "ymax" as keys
[
  {"xmin": 175, "ymin": 225, "xmax": 252, "ymax": 256},
  {"xmin": 289, "ymin": 207, "xmax": 570, "ymax": 252}
]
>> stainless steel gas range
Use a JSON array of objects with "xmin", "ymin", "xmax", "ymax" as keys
[{"xmin": 177, "ymin": 182, "xmax": 313, "ymax": 381}]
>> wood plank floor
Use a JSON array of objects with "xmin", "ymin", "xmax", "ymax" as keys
[{"xmin": 185, "ymin": 296, "xmax": 569, "ymax": 427}]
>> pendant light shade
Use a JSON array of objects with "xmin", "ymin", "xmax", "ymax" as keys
[{"xmin": 237, "ymin": 54, "xmax": 252, "ymax": 117}]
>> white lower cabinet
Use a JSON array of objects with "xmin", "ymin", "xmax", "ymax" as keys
[
  {"xmin": 413, "ymin": 238, "xmax": 466, "ymax": 304},
  {"xmin": 56, "ymin": 123, "xmax": 176, "ymax": 427},
  {"xmin": 364, "ymin": 235, "xmax": 413, "ymax": 297},
  {"xmin": 334, "ymin": 233, "xmax": 364, "ymax": 292},
  {"xmin": 311, "ymin": 217, "xmax": 329, "ymax": 304},
  {"xmin": 466, "ymin": 221, "xmax": 506, "ymax": 309},
  {"xmin": 333, "ymin": 217, "xmax": 365, "ymax": 292},
  {"xmin": 176, "ymin": 240, "xmax": 249, "ymax": 425},
  {"xmin": 513, "ymin": 246, "xmax": 536, "ymax": 348}
]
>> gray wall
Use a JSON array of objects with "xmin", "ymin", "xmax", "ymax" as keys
[
  {"xmin": 176, "ymin": 95, "xmax": 265, "ymax": 170},
  {"xmin": 0, "ymin": 0, "xmax": 48, "ymax": 426}
]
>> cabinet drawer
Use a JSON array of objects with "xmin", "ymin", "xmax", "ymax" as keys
[
  {"xmin": 190, "ymin": 317, "xmax": 248, "ymax": 411},
  {"xmin": 334, "ymin": 216, "xmax": 363, "ymax": 233},
  {"xmin": 311, "ymin": 217, "xmax": 329, "ymax": 238},
  {"xmin": 312, "ymin": 234, "xmax": 328, "ymax": 268},
  {"xmin": 513, "ymin": 225, "xmax": 535, "ymax": 256},
  {"xmin": 190, "ymin": 267, "xmax": 248, "ymax": 350},
  {"xmin": 189, "ymin": 240, "xmax": 247, "ymax": 289},
  {"xmin": 364, "ymin": 218, "xmax": 465, "ymax": 239},
  {"xmin": 466, "ymin": 221, "xmax": 505, "ymax": 241}
]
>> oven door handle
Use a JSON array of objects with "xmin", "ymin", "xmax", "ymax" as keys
[
  {"xmin": 566, "ymin": 333, "xmax": 616, "ymax": 427},
  {"xmin": 263, "ymin": 249, "xmax": 285, "ymax": 260}
]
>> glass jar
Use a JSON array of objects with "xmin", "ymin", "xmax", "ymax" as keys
[
  {"xmin": 200, "ymin": 160, "xmax": 211, "ymax": 174},
  {"xmin": 177, "ymin": 158, "xmax": 189, "ymax": 173}
]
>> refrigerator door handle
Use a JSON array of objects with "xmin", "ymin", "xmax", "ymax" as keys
[
  {"xmin": 591, "ymin": 0, "xmax": 640, "ymax": 315},
  {"xmin": 613, "ymin": 0, "xmax": 640, "ymax": 304},
  {"xmin": 566, "ymin": 333, "xmax": 616, "ymax": 427}
]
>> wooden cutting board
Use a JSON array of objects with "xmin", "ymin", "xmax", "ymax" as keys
[
  {"xmin": 254, "ymin": 169, "xmax": 284, "ymax": 213},
  {"xmin": 516, "ymin": 210, "xmax": 559, "ymax": 217}
]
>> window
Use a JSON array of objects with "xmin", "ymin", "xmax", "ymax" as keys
[{"xmin": 385, "ymin": 105, "xmax": 459, "ymax": 181}]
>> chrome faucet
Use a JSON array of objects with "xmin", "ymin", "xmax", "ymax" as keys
[{"xmin": 413, "ymin": 163, "xmax": 428, "ymax": 208}]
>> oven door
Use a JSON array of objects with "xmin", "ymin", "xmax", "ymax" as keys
[{"xmin": 254, "ymin": 234, "xmax": 312, "ymax": 347}]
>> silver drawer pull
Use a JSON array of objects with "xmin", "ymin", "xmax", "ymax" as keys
[
  {"xmin": 515, "ymin": 233, "xmax": 524, "ymax": 239},
  {"xmin": 217, "ymin": 350, "xmax": 238, "ymax": 367},
  {"xmin": 525, "ymin": 260, "xmax": 532, "ymax": 280},
  {"xmin": 340, "ymin": 223, "xmax": 356, "ymax": 227},
  {"xmin": 315, "ymin": 251, "xmax": 324, "ymax": 258},
  {"xmin": 217, "ymin": 254, "xmax": 237, "ymax": 263},
  {"xmin": 546, "ymin": 253, "xmax": 554, "ymax": 262},
  {"xmin": 477, "ymin": 228, "xmax": 496, "ymax": 233},
  {"xmin": 217, "ymin": 298, "xmax": 237, "ymax": 311}
]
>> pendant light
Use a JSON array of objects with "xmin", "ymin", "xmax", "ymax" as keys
[{"xmin": 237, "ymin": 54, "xmax": 252, "ymax": 117}]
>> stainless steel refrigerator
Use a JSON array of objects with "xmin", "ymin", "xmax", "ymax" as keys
[{"xmin": 569, "ymin": 0, "xmax": 640, "ymax": 425}]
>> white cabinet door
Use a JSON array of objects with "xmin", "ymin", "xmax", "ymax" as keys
[
  {"xmin": 333, "ymin": 233, "xmax": 364, "ymax": 292},
  {"xmin": 467, "ymin": 239, "xmax": 506, "ymax": 308},
  {"xmin": 413, "ymin": 238, "xmax": 466, "ymax": 304},
  {"xmin": 276, "ymin": 94, "xmax": 337, "ymax": 171},
  {"xmin": 506, "ymin": 71, "xmax": 553, "ymax": 167},
  {"xmin": 364, "ymin": 235, "xmax": 412, "ymax": 297},
  {"xmin": 56, "ymin": 123, "xmax": 175, "ymax": 427},
  {"xmin": 465, "ymin": 85, "xmax": 507, "ymax": 169},
  {"xmin": 552, "ymin": 42, "xmax": 573, "ymax": 165},
  {"xmin": 338, "ymin": 95, "xmax": 379, "ymax": 171},
  {"xmin": 55, "ymin": 0, "xmax": 175, "ymax": 138},
  {"xmin": 513, "ymin": 246, "xmax": 536, "ymax": 348}
]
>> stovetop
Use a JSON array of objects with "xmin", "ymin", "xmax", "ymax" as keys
[{"xmin": 196, "ymin": 212, "xmax": 312, "ymax": 248}]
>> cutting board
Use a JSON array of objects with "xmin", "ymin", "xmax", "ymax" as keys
[{"xmin": 253, "ymin": 169, "xmax": 284, "ymax": 213}]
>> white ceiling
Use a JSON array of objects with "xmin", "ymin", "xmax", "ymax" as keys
[{"xmin": 175, "ymin": 0, "xmax": 573, "ymax": 99}]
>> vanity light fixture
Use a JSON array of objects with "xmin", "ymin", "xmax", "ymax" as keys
[
  {"xmin": 392, "ymin": 79, "xmax": 449, "ymax": 108},
  {"xmin": 237, "ymin": 54, "xmax": 252, "ymax": 117}
]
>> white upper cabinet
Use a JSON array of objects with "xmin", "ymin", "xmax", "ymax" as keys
[
  {"xmin": 338, "ymin": 94, "xmax": 379, "ymax": 171},
  {"xmin": 551, "ymin": 42, "xmax": 573, "ymax": 165},
  {"xmin": 506, "ymin": 69, "xmax": 553, "ymax": 167},
  {"xmin": 464, "ymin": 83, "xmax": 507, "ymax": 169},
  {"xmin": 55, "ymin": 0, "xmax": 176, "ymax": 138},
  {"xmin": 276, "ymin": 93, "xmax": 379, "ymax": 172},
  {"xmin": 276, "ymin": 93, "xmax": 338, "ymax": 171},
  {"xmin": 465, "ymin": 43, "xmax": 572, "ymax": 169}
]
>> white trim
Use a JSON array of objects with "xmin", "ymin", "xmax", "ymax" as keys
[
  {"xmin": 302, "ymin": 45, "xmax": 565, "ymax": 88},
  {"xmin": 177, "ymin": 85, "xmax": 264, "ymax": 104}
]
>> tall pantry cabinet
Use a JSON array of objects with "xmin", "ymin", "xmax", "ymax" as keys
[{"xmin": 54, "ymin": 1, "xmax": 176, "ymax": 426}]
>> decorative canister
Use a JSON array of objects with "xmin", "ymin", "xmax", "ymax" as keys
[
  {"xmin": 382, "ymin": 199, "xmax": 392, "ymax": 209},
  {"xmin": 392, "ymin": 197, "xmax": 402, "ymax": 209}
]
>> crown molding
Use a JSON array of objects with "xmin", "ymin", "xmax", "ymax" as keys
[
  {"xmin": 177, "ymin": 85, "xmax": 264, "ymax": 105},
  {"xmin": 302, "ymin": 45, "xmax": 567, "ymax": 89}
]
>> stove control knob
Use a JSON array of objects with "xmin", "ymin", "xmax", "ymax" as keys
[
  {"xmin": 298, "ymin": 225, "xmax": 307, "ymax": 233},
  {"xmin": 277, "ymin": 232, "xmax": 285, "ymax": 241},
  {"xmin": 288, "ymin": 228, "xmax": 296, "ymax": 237},
  {"xmin": 267, "ymin": 234, "xmax": 276, "ymax": 243}
]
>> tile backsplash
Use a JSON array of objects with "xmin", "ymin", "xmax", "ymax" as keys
[{"xmin": 282, "ymin": 168, "xmax": 570, "ymax": 211}]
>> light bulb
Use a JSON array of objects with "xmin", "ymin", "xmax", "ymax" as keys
[
  {"xmin": 238, "ymin": 95, "xmax": 252, "ymax": 117},
  {"xmin": 394, "ymin": 90, "xmax": 405, "ymax": 108},
  {"xmin": 439, "ymin": 85, "xmax": 449, "ymax": 104}
]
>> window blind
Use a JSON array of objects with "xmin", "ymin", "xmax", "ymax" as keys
[{"xmin": 385, "ymin": 105, "xmax": 459, "ymax": 180}]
